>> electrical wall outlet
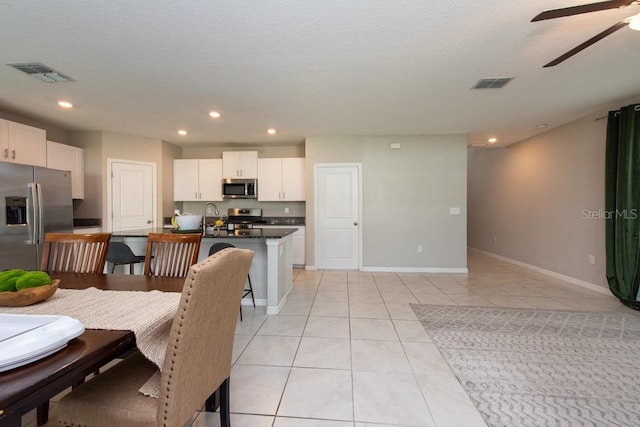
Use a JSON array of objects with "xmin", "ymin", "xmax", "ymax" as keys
[
  {"xmin": 589, "ymin": 254, "xmax": 596, "ymax": 265},
  {"xmin": 284, "ymin": 207, "xmax": 289, "ymax": 213},
  {"xmin": 417, "ymin": 245, "xmax": 423, "ymax": 253}
]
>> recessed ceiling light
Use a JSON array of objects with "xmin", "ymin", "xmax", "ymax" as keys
[
  {"xmin": 57, "ymin": 101, "xmax": 73, "ymax": 108},
  {"xmin": 488, "ymin": 137, "xmax": 497, "ymax": 144},
  {"xmin": 209, "ymin": 111, "xmax": 221, "ymax": 119},
  {"xmin": 178, "ymin": 130, "xmax": 187, "ymax": 136},
  {"xmin": 267, "ymin": 128, "xmax": 276, "ymax": 135}
]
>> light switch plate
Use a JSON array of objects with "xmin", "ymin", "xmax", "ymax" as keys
[{"xmin": 450, "ymin": 207, "xmax": 461, "ymax": 215}]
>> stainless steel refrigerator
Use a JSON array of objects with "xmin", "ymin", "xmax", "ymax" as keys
[{"xmin": 0, "ymin": 163, "xmax": 73, "ymax": 270}]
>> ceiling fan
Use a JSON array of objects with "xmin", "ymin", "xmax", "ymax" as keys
[{"xmin": 532, "ymin": 0, "xmax": 640, "ymax": 67}]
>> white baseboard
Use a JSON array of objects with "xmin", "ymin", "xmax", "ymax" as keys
[
  {"xmin": 361, "ymin": 266, "xmax": 468, "ymax": 273},
  {"xmin": 266, "ymin": 293, "xmax": 289, "ymax": 315},
  {"xmin": 241, "ymin": 298, "xmax": 266, "ymax": 306},
  {"xmin": 303, "ymin": 265, "xmax": 467, "ymax": 273},
  {"xmin": 470, "ymin": 247, "xmax": 610, "ymax": 296}
]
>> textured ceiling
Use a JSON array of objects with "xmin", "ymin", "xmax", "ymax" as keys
[{"xmin": 0, "ymin": 0, "xmax": 639, "ymax": 147}]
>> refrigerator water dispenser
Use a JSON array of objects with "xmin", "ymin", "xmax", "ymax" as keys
[{"xmin": 5, "ymin": 197, "xmax": 27, "ymax": 225}]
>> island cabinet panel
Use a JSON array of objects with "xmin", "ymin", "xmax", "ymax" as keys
[
  {"xmin": 222, "ymin": 151, "xmax": 258, "ymax": 178},
  {"xmin": 174, "ymin": 159, "xmax": 222, "ymax": 201},
  {"xmin": 257, "ymin": 158, "xmax": 305, "ymax": 201},
  {"xmin": 261, "ymin": 225, "xmax": 305, "ymax": 266},
  {"xmin": 1, "ymin": 119, "xmax": 47, "ymax": 167}
]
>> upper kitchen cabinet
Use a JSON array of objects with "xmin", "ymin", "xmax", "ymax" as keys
[
  {"xmin": 257, "ymin": 158, "xmax": 305, "ymax": 201},
  {"xmin": 222, "ymin": 151, "xmax": 258, "ymax": 178},
  {"xmin": 47, "ymin": 141, "xmax": 85, "ymax": 199},
  {"xmin": 174, "ymin": 158, "xmax": 223, "ymax": 201},
  {"xmin": 0, "ymin": 119, "xmax": 47, "ymax": 167}
]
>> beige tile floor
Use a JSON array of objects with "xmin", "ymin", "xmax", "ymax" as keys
[{"xmin": 27, "ymin": 250, "xmax": 631, "ymax": 427}]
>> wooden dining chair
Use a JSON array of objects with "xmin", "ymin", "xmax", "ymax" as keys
[
  {"xmin": 37, "ymin": 232, "xmax": 111, "ymax": 424},
  {"xmin": 54, "ymin": 247, "xmax": 254, "ymax": 427},
  {"xmin": 40, "ymin": 232, "xmax": 111, "ymax": 274},
  {"xmin": 143, "ymin": 233, "xmax": 201, "ymax": 277}
]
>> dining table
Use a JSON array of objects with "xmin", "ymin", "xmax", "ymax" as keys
[{"xmin": 0, "ymin": 273, "xmax": 185, "ymax": 427}]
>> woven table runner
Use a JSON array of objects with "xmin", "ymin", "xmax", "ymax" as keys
[{"xmin": 1, "ymin": 287, "xmax": 181, "ymax": 397}]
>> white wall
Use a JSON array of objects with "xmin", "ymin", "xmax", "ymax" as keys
[
  {"xmin": 468, "ymin": 111, "xmax": 610, "ymax": 288},
  {"xmin": 306, "ymin": 135, "xmax": 467, "ymax": 270}
]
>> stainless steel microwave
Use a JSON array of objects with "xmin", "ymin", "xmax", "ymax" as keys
[{"xmin": 222, "ymin": 178, "xmax": 257, "ymax": 199}]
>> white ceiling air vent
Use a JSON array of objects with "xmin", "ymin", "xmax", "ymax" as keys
[
  {"xmin": 472, "ymin": 78, "xmax": 513, "ymax": 89},
  {"xmin": 6, "ymin": 62, "xmax": 74, "ymax": 83}
]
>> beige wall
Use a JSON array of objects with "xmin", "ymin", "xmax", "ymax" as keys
[
  {"xmin": 69, "ymin": 131, "xmax": 182, "ymax": 226},
  {"xmin": 306, "ymin": 135, "xmax": 468, "ymax": 270},
  {"xmin": 0, "ymin": 108, "xmax": 70, "ymax": 144},
  {"xmin": 182, "ymin": 145, "xmax": 304, "ymax": 159},
  {"xmin": 162, "ymin": 141, "xmax": 182, "ymax": 217},
  {"xmin": 468, "ymin": 111, "xmax": 610, "ymax": 287}
]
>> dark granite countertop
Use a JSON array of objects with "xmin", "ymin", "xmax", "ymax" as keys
[
  {"xmin": 162, "ymin": 216, "xmax": 305, "ymax": 227},
  {"xmin": 261, "ymin": 217, "xmax": 305, "ymax": 226},
  {"xmin": 111, "ymin": 227, "xmax": 298, "ymax": 239},
  {"xmin": 73, "ymin": 218, "xmax": 101, "ymax": 228}
]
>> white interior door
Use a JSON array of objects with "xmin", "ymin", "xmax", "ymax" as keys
[
  {"xmin": 110, "ymin": 160, "xmax": 156, "ymax": 231},
  {"xmin": 315, "ymin": 164, "xmax": 361, "ymax": 270}
]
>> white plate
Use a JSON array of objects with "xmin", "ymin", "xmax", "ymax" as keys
[{"xmin": 0, "ymin": 314, "xmax": 85, "ymax": 372}]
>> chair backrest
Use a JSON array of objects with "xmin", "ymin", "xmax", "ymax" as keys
[
  {"xmin": 144, "ymin": 233, "xmax": 202, "ymax": 277},
  {"xmin": 41, "ymin": 233, "xmax": 111, "ymax": 274},
  {"xmin": 105, "ymin": 241, "xmax": 138, "ymax": 264},
  {"xmin": 157, "ymin": 247, "xmax": 253, "ymax": 426},
  {"xmin": 208, "ymin": 242, "xmax": 235, "ymax": 256}
]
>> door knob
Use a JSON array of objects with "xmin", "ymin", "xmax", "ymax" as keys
[
  {"xmin": 146, "ymin": 220, "xmax": 152, "ymax": 224},
  {"xmin": 354, "ymin": 222, "xmax": 358, "ymax": 226}
]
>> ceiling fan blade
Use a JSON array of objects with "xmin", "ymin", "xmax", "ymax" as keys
[
  {"xmin": 543, "ymin": 19, "xmax": 630, "ymax": 67},
  {"xmin": 532, "ymin": 0, "xmax": 634, "ymax": 21}
]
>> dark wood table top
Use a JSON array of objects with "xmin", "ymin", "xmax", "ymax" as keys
[
  {"xmin": 0, "ymin": 273, "xmax": 184, "ymax": 426},
  {"xmin": 53, "ymin": 272, "xmax": 185, "ymax": 292}
]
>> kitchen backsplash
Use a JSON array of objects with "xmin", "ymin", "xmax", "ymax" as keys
[{"xmin": 179, "ymin": 200, "xmax": 305, "ymax": 218}]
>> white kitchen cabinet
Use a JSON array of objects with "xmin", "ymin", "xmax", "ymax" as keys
[
  {"xmin": 0, "ymin": 120, "xmax": 7, "ymax": 161},
  {"xmin": 222, "ymin": 151, "xmax": 258, "ymax": 178},
  {"xmin": 0, "ymin": 119, "xmax": 47, "ymax": 167},
  {"xmin": 47, "ymin": 141, "xmax": 85, "ymax": 199},
  {"xmin": 260, "ymin": 225, "xmax": 305, "ymax": 266},
  {"xmin": 174, "ymin": 159, "xmax": 222, "ymax": 201},
  {"xmin": 257, "ymin": 158, "xmax": 305, "ymax": 201}
]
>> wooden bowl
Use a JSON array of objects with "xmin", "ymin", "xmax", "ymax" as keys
[{"xmin": 0, "ymin": 279, "xmax": 60, "ymax": 307}]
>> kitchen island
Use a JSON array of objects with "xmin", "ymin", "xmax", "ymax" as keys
[{"xmin": 110, "ymin": 227, "xmax": 297, "ymax": 314}]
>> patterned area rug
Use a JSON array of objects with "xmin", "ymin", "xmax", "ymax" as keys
[{"xmin": 411, "ymin": 304, "xmax": 640, "ymax": 427}]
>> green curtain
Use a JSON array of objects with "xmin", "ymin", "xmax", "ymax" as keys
[{"xmin": 605, "ymin": 103, "xmax": 640, "ymax": 309}]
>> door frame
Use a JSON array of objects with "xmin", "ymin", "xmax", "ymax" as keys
[
  {"xmin": 314, "ymin": 162, "xmax": 363, "ymax": 270},
  {"xmin": 106, "ymin": 158, "xmax": 157, "ymax": 232}
]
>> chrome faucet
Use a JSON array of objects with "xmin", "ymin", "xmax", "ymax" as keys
[{"xmin": 203, "ymin": 202, "xmax": 220, "ymax": 235}]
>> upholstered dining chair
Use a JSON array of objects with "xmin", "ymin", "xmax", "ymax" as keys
[
  {"xmin": 40, "ymin": 232, "xmax": 111, "ymax": 274},
  {"xmin": 143, "ymin": 233, "xmax": 201, "ymax": 277},
  {"xmin": 209, "ymin": 242, "xmax": 255, "ymax": 321},
  {"xmin": 53, "ymin": 247, "xmax": 254, "ymax": 427}
]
